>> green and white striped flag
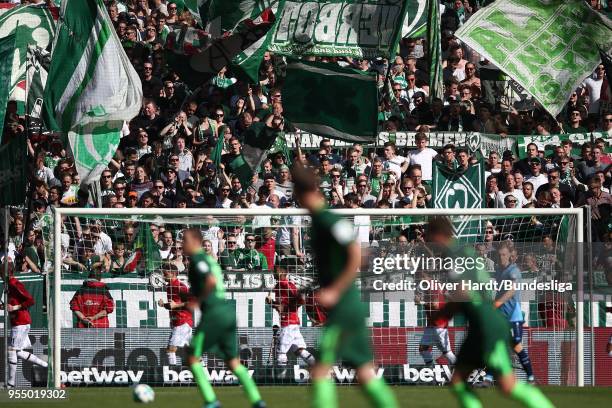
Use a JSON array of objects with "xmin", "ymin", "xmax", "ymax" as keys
[
  {"xmin": 0, "ymin": 34, "xmax": 15, "ymax": 144},
  {"xmin": 427, "ymin": 0, "xmax": 443, "ymax": 100},
  {"xmin": 43, "ymin": 0, "xmax": 142, "ymax": 185}
]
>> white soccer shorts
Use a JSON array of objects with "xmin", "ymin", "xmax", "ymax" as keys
[
  {"xmin": 276, "ymin": 325, "xmax": 307, "ymax": 355},
  {"xmin": 168, "ymin": 323, "xmax": 193, "ymax": 347},
  {"xmin": 11, "ymin": 324, "xmax": 32, "ymax": 350},
  {"xmin": 420, "ymin": 327, "xmax": 451, "ymax": 353}
]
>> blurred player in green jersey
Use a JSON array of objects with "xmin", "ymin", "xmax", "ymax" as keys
[
  {"xmin": 427, "ymin": 217, "xmax": 553, "ymax": 408},
  {"xmin": 183, "ymin": 228, "xmax": 266, "ymax": 408},
  {"xmin": 292, "ymin": 165, "xmax": 398, "ymax": 408}
]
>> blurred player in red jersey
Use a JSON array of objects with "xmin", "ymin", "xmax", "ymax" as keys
[
  {"xmin": 157, "ymin": 262, "xmax": 194, "ymax": 365},
  {"xmin": 607, "ymin": 307, "xmax": 612, "ymax": 357},
  {"xmin": 266, "ymin": 258, "xmax": 315, "ymax": 376},
  {"xmin": 417, "ymin": 270, "xmax": 457, "ymax": 367},
  {"xmin": 304, "ymin": 291, "xmax": 327, "ymax": 327},
  {"xmin": 70, "ymin": 270, "xmax": 115, "ymax": 328},
  {"xmin": 1, "ymin": 260, "xmax": 48, "ymax": 388}
]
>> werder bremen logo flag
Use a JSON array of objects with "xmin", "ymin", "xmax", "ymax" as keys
[
  {"xmin": 432, "ymin": 161, "xmax": 485, "ymax": 238},
  {"xmin": 455, "ymin": 0, "xmax": 612, "ymax": 117}
]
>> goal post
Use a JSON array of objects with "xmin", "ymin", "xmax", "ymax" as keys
[{"xmin": 48, "ymin": 207, "xmax": 586, "ymax": 389}]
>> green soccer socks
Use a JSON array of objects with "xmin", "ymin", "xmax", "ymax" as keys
[
  {"xmin": 363, "ymin": 377, "xmax": 398, "ymax": 408},
  {"xmin": 451, "ymin": 381, "xmax": 483, "ymax": 408},
  {"xmin": 510, "ymin": 382, "xmax": 554, "ymax": 408}
]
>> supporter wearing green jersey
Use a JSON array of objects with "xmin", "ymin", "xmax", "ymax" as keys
[
  {"xmin": 292, "ymin": 165, "xmax": 398, "ymax": 408},
  {"xmin": 427, "ymin": 217, "xmax": 553, "ymax": 408},
  {"xmin": 183, "ymin": 228, "xmax": 266, "ymax": 408}
]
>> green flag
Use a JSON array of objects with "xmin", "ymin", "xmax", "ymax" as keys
[
  {"xmin": 268, "ymin": 0, "xmax": 409, "ymax": 58},
  {"xmin": 0, "ymin": 34, "xmax": 16, "ymax": 143},
  {"xmin": 282, "ymin": 59, "xmax": 378, "ymax": 142},
  {"xmin": 0, "ymin": 3, "xmax": 57, "ymax": 115},
  {"xmin": 455, "ymin": 0, "xmax": 612, "ymax": 117},
  {"xmin": 125, "ymin": 224, "xmax": 161, "ymax": 273},
  {"xmin": 432, "ymin": 160, "xmax": 485, "ymax": 238},
  {"xmin": 0, "ymin": 135, "xmax": 27, "ymax": 206},
  {"xmin": 25, "ymin": 45, "xmax": 51, "ymax": 123},
  {"xmin": 199, "ymin": 0, "xmax": 278, "ymax": 36},
  {"xmin": 427, "ymin": 0, "xmax": 443, "ymax": 101},
  {"xmin": 402, "ymin": 0, "xmax": 428, "ymax": 38},
  {"xmin": 43, "ymin": 0, "xmax": 142, "ymax": 185}
]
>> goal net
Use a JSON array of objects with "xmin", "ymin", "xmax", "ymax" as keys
[{"xmin": 37, "ymin": 208, "xmax": 587, "ymax": 388}]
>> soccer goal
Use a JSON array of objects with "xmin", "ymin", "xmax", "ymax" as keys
[{"xmin": 40, "ymin": 208, "xmax": 588, "ymax": 389}]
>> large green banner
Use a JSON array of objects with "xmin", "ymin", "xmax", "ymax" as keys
[
  {"xmin": 0, "ymin": 33, "xmax": 15, "ymax": 142},
  {"xmin": 516, "ymin": 132, "xmax": 612, "ymax": 158},
  {"xmin": 455, "ymin": 0, "xmax": 612, "ymax": 117},
  {"xmin": 268, "ymin": 0, "xmax": 408, "ymax": 58},
  {"xmin": 432, "ymin": 161, "xmax": 485, "ymax": 238}
]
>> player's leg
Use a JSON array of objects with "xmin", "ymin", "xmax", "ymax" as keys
[
  {"xmin": 7, "ymin": 347, "xmax": 17, "ymax": 388},
  {"xmin": 13, "ymin": 325, "xmax": 47, "ymax": 369},
  {"xmin": 188, "ymin": 325, "xmax": 218, "ymax": 407},
  {"xmin": 220, "ymin": 316, "xmax": 265, "ymax": 407},
  {"xmin": 510, "ymin": 322, "xmax": 534, "ymax": 382},
  {"xmin": 419, "ymin": 326, "xmax": 435, "ymax": 365},
  {"xmin": 436, "ymin": 328, "xmax": 457, "ymax": 365},
  {"xmin": 356, "ymin": 362, "xmax": 398, "ymax": 408},
  {"xmin": 276, "ymin": 326, "xmax": 291, "ymax": 378},
  {"xmin": 225, "ymin": 358, "xmax": 265, "ymax": 407},
  {"xmin": 289, "ymin": 325, "xmax": 315, "ymax": 366},
  {"xmin": 450, "ymin": 368, "xmax": 482, "ymax": 408},
  {"xmin": 311, "ymin": 325, "xmax": 340, "ymax": 408},
  {"xmin": 167, "ymin": 345, "xmax": 178, "ymax": 365},
  {"xmin": 488, "ymin": 340, "xmax": 553, "ymax": 408}
]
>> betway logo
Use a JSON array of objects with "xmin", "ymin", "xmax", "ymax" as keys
[
  {"xmin": 402, "ymin": 364, "xmax": 451, "ymax": 384},
  {"xmin": 294, "ymin": 365, "xmax": 384, "ymax": 383},
  {"xmin": 163, "ymin": 366, "xmax": 254, "ymax": 384},
  {"xmin": 60, "ymin": 367, "xmax": 143, "ymax": 384}
]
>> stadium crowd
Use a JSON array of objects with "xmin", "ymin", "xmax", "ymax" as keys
[{"xmin": 2, "ymin": 0, "xmax": 612, "ymax": 277}]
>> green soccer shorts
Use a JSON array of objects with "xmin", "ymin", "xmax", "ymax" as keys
[
  {"xmin": 318, "ymin": 287, "xmax": 373, "ymax": 368},
  {"xmin": 189, "ymin": 304, "xmax": 238, "ymax": 361}
]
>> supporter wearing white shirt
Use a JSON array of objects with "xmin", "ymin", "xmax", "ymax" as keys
[
  {"xmin": 495, "ymin": 174, "xmax": 526, "ymax": 208},
  {"xmin": 382, "ymin": 142, "xmax": 409, "ymax": 181},
  {"xmin": 525, "ymin": 158, "xmax": 548, "ymax": 194},
  {"xmin": 407, "ymin": 133, "xmax": 438, "ymax": 181},
  {"xmin": 174, "ymin": 135, "xmax": 193, "ymax": 172},
  {"xmin": 581, "ymin": 65, "xmax": 605, "ymax": 115}
]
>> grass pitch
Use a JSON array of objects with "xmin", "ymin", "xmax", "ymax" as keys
[{"xmin": 7, "ymin": 386, "xmax": 611, "ymax": 407}]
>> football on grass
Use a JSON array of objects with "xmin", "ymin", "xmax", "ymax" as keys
[{"xmin": 133, "ymin": 384, "xmax": 155, "ymax": 403}]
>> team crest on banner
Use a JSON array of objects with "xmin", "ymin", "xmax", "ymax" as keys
[
  {"xmin": 432, "ymin": 161, "xmax": 485, "ymax": 238},
  {"xmin": 466, "ymin": 133, "xmax": 481, "ymax": 153}
]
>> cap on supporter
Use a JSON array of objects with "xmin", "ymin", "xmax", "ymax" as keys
[
  {"xmin": 183, "ymin": 183, "xmax": 195, "ymax": 191},
  {"xmin": 393, "ymin": 76, "xmax": 408, "ymax": 89},
  {"xmin": 529, "ymin": 157, "xmax": 541, "ymax": 164},
  {"xmin": 206, "ymin": 163, "xmax": 216, "ymax": 171},
  {"xmin": 400, "ymin": 196, "xmax": 412, "ymax": 205},
  {"xmin": 128, "ymin": 191, "xmax": 138, "ymax": 199},
  {"xmin": 165, "ymin": 167, "xmax": 176, "ymax": 173},
  {"xmin": 412, "ymin": 91, "xmax": 426, "ymax": 100},
  {"xmin": 263, "ymin": 173, "xmax": 275, "ymax": 181},
  {"xmin": 89, "ymin": 219, "xmax": 102, "ymax": 227}
]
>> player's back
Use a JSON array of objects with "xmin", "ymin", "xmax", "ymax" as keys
[
  {"xmin": 310, "ymin": 208, "xmax": 353, "ymax": 288},
  {"xmin": 188, "ymin": 249, "xmax": 226, "ymax": 311},
  {"xmin": 167, "ymin": 278, "xmax": 194, "ymax": 327},
  {"xmin": 275, "ymin": 279, "xmax": 302, "ymax": 326}
]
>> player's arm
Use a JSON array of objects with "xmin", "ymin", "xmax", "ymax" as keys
[
  {"xmin": 90, "ymin": 289, "xmax": 114, "ymax": 320},
  {"xmin": 494, "ymin": 287, "xmax": 515, "ymax": 308}
]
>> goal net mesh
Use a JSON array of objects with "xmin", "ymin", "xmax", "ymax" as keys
[{"xmin": 40, "ymin": 211, "xmax": 586, "ymax": 387}]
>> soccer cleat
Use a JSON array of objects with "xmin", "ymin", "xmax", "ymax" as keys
[
  {"xmin": 203, "ymin": 401, "xmax": 221, "ymax": 408},
  {"xmin": 527, "ymin": 375, "xmax": 536, "ymax": 384},
  {"xmin": 474, "ymin": 378, "xmax": 493, "ymax": 388},
  {"xmin": 252, "ymin": 401, "xmax": 267, "ymax": 408}
]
